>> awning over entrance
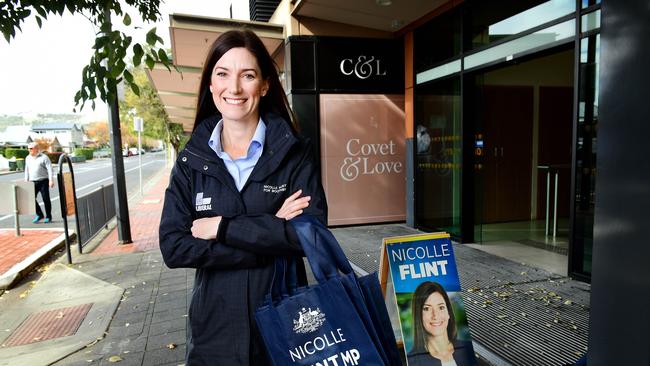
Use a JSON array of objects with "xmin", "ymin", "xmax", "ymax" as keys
[{"xmin": 147, "ymin": 14, "xmax": 284, "ymax": 132}]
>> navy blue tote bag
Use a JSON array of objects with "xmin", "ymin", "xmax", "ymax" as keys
[{"xmin": 255, "ymin": 215, "xmax": 401, "ymax": 366}]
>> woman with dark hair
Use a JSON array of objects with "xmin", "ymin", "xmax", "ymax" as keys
[
  {"xmin": 408, "ymin": 281, "xmax": 476, "ymax": 366},
  {"xmin": 159, "ymin": 29, "xmax": 327, "ymax": 365}
]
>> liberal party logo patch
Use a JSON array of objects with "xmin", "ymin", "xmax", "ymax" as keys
[
  {"xmin": 293, "ymin": 307, "xmax": 326, "ymax": 334},
  {"xmin": 195, "ymin": 192, "xmax": 212, "ymax": 211}
]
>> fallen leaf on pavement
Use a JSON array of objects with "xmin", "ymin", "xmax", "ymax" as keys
[{"xmin": 108, "ymin": 355, "xmax": 123, "ymax": 362}]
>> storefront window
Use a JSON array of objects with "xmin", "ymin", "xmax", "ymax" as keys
[
  {"xmin": 464, "ymin": 0, "xmax": 575, "ymax": 51},
  {"xmin": 415, "ymin": 77, "xmax": 462, "ymax": 237},
  {"xmin": 572, "ymin": 33, "xmax": 599, "ymax": 278}
]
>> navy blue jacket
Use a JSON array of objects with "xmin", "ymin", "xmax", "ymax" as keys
[{"xmin": 159, "ymin": 113, "xmax": 327, "ymax": 365}]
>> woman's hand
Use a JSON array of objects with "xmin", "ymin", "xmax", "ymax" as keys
[
  {"xmin": 276, "ymin": 189, "xmax": 311, "ymax": 220},
  {"xmin": 191, "ymin": 216, "xmax": 222, "ymax": 240}
]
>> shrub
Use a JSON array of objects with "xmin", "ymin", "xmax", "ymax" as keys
[
  {"xmin": 74, "ymin": 148, "xmax": 94, "ymax": 160},
  {"xmin": 5, "ymin": 148, "xmax": 29, "ymax": 159},
  {"xmin": 46, "ymin": 152, "xmax": 64, "ymax": 164}
]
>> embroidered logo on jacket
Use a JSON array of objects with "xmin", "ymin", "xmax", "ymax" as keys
[
  {"xmin": 263, "ymin": 183, "xmax": 287, "ymax": 194},
  {"xmin": 195, "ymin": 192, "xmax": 212, "ymax": 211},
  {"xmin": 293, "ymin": 307, "xmax": 326, "ymax": 334}
]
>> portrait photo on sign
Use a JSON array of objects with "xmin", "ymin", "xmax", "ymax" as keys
[{"xmin": 384, "ymin": 234, "xmax": 477, "ymax": 366}]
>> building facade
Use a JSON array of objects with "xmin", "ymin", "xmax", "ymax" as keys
[{"xmin": 266, "ymin": 0, "xmax": 601, "ymax": 282}]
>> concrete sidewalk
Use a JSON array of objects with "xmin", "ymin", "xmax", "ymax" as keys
[{"xmin": 0, "ymin": 162, "xmax": 590, "ymax": 365}]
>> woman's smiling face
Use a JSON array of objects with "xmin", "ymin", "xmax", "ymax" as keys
[
  {"xmin": 422, "ymin": 291, "xmax": 450, "ymax": 338},
  {"xmin": 210, "ymin": 47, "xmax": 269, "ymax": 125}
]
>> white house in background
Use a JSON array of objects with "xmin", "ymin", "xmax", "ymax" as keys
[
  {"xmin": 31, "ymin": 123, "xmax": 85, "ymax": 152},
  {"xmin": 0, "ymin": 125, "xmax": 32, "ymax": 148}
]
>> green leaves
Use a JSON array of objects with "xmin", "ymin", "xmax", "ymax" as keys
[
  {"xmin": 123, "ymin": 69, "xmax": 134, "ymax": 84},
  {"xmin": 145, "ymin": 54, "xmax": 155, "ymax": 70},
  {"xmin": 123, "ymin": 13, "xmax": 131, "ymax": 26},
  {"xmin": 145, "ymin": 27, "xmax": 158, "ymax": 46},
  {"xmin": 132, "ymin": 44, "xmax": 144, "ymax": 67}
]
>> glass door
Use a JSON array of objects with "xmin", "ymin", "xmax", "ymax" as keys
[
  {"xmin": 414, "ymin": 76, "xmax": 462, "ymax": 237},
  {"xmin": 470, "ymin": 47, "xmax": 575, "ymax": 248}
]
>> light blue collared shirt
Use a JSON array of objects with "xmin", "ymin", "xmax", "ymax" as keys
[{"xmin": 208, "ymin": 118, "xmax": 266, "ymax": 191}]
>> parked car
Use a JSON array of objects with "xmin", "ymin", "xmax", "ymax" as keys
[
  {"xmin": 129, "ymin": 147, "xmax": 146, "ymax": 155},
  {"xmin": 122, "ymin": 149, "xmax": 134, "ymax": 157}
]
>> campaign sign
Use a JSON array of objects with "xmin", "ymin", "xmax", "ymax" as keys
[{"xmin": 384, "ymin": 233, "xmax": 478, "ymax": 366}]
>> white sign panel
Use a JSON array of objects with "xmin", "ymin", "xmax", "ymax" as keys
[
  {"xmin": 133, "ymin": 117, "xmax": 144, "ymax": 132},
  {"xmin": 0, "ymin": 182, "xmax": 36, "ymax": 215}
]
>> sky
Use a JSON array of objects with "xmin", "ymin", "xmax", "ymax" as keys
[{"xmin": 0, "ymin": 0, "xmax": 249, "ymax": 123}]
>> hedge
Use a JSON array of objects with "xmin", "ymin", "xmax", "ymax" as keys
[
  {"xmin": 5, "ymin": 148, "xmax": 29, "ymax": 159},
  {"xmin": 74, "ymin": 148, "xmax": 94, "ymax": 160}
]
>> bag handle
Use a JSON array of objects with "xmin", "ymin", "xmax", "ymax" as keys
[
  {"xmin": 267, "ymin": 256, "xmax": 299, "ymax": 301},
  {"xmin": 289, "ymin": 215, "xmax": 353, "ymax": 283}
]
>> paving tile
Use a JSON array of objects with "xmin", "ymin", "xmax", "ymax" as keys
[
  {"xmin": 151, "ymin": 307, "xmax": 188, "ymax": 325},
  {"xmin": 145, "ymin": 329, "xmax": 186, "ymax": 351},
  {"xmin": 142, "ymin": 344, "xmax": 186, "ymax": 366},
  {"xmin": 157, "ymin": 282, "xmax": 190, "ymax": 295},
  {"xmin": 153, "ymin": 297, "xmax": 187, "ymax": 313},
  {"xmin": 109, "ymin": 322, "xmax": 146, "ymax": 338},
  {"xmin": 147, "ymin": 318, "xmax": 186, "ymax": 337},
  {"xmin": 98, "ymin": 351, "xmax": 145, "ymax": 366},
  {"xmin": 112, "ymin": 310, "xmax": 148, "ymax": 327},
  {"xmin": 155, "ymin": 289, "xmax": 188, "ymax": 304}
]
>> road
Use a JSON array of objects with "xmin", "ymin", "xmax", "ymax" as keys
[{"xmin": 0, "ymin": 151, "xmax": 169, "ymax": 230}]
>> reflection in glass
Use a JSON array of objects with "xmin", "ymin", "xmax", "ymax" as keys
[
  {"xmin": 466, "ymin": 0, "xmax": 575, "ymax": 51},
  {"xmin": 465, "ymin": 19, "xmax": 575, "ymax": 69},
  {"xmin": 415, "ymin": 77, "xmax": 462, "ymax": 237},
  {"xmin": 581, "ymin": 10, "xmax": 600, "ymax": 33},
  {"xmin": 573, "ymin": 34, "xmax": 599, "ymax": 277},
  {"xmin": 490, "ymin": 1, "xmax": 574, "ymax": 36},
  {"xmin": 416, "ymin": 59, "xmax": 461, "ymax": 85}
]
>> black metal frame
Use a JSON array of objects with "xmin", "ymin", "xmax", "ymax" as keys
[
  {"xmin": 57, "ymin": 153, "xmax": 82, "ymax": 264},
  {"xmin": 75, "ymin": 184, "xmax": 116, "ymax": 249}
]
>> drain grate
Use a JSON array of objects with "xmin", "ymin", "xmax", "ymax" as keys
[{"xmin": 2, "ymin": 303, "xmax": 93, "ymax": 347}]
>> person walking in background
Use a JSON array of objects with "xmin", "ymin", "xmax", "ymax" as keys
[{"xmin": 25, "ymin": 142, "xmax": 54, "ymax": 223}]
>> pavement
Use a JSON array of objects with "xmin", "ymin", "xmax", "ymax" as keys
[{"xmin": 0, "ymin": 164, "xmax": 591, "ymax": 366}]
